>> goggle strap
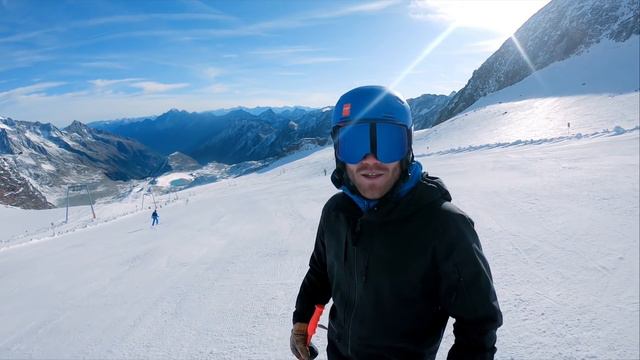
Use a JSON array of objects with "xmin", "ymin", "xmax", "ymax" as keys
[{"xmin": 369, "ymin": 123, "xmax": 377, "ymax": 159}]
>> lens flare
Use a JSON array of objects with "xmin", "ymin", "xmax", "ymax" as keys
[
  {"xmin": 510, "ymin": 34, "xmax": 547, "ymax": 90},
  {"xmin": 390, "ymin": 22, "xmax": 458, "ymax": 90}
]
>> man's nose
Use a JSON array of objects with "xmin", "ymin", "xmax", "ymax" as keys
[{"xmin": 360, "ymin": 153, "xmax": 381, "ymax": 164}]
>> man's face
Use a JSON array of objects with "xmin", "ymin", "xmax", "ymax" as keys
[{"xmin": 345, "ymin": 154, "xmax": 401, "ymax": 200}]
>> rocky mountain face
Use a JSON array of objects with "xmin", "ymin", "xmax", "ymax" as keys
[
  {"xmin": 0, "ymin": 117, "xmax": 169, "ymax": 208},
  {"xmin": 407, "ymin": 92, "xmax": 455, "ymax": 130},
  {"xmin": 63, "ymin": 121, "xmax": 170, "ymax": 180},
  {"xmin": 0, "ymin": 157, "xmax": 54, "ymax": 209},
  {"xmin": 167, "ymin": 152, "xmax": 201, "ymax": 172},
  {"xmin": 436, "ymin": 0, "xmax": 639, "ymax": 124},
  {"xmin": 91, "ymin": 107, "xmax": 333, "ymax": 165}
]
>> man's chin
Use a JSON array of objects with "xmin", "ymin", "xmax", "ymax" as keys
[{"xmin": 356, "ymin": 186, "xmax": 386, "ymax": 200}]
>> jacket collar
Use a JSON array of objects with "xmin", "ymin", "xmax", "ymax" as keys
[{"xmin": 341, "ymin": 161, "xmax": 423, "ymax": 213}]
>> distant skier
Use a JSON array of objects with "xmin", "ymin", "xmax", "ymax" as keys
[{"xmin": 151, "ymin": 209, "xmax": 159, "ymax": 226}]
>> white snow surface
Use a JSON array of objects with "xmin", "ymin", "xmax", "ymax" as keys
[{"xmin": 1, "ymin": 39, "xmax": 639, "ymax": 359}]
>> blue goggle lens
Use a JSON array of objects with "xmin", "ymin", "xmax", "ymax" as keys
[{"xmin": 335, "ymin": 122, "xmax": 409, "ymax": 164}]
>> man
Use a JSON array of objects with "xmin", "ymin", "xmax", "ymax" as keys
[
  {"xmin": 151, "ymin": 209, "xmax": 159, "ymax": 226},
  {"xmin": 290, "ymin": 86, "xmax": 502, "ymax": 360}
]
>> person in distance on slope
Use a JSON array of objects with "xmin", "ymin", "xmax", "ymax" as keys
[
  {"xmin": 290, "ymin": 86, "xmax": 502, "ymax": 360},
  {"xmin": 151, "ymin": 209, "xmax": 159, "ymax": 226}
]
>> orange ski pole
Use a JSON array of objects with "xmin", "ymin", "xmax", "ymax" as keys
[{"xmin": 307, "ymin": 304, "xmax": 325, "ymax": 346}]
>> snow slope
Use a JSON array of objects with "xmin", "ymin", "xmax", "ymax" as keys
[
  {"xmin": 0, "ymin": 120, "xmax": 637, "ymax": 360},
  {"xmin": 0, "ymin": 40, "xmax": 639, "ymax": 360}
]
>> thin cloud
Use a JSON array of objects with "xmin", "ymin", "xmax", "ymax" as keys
[
  {"xmin": 0, "ymin": 49, "xmax": 54, "ymax": 72},
  {"xmin": 0, "ymin": 13, "xmax": 237, "ymax": 45},
  {"xmin": 0, "ymin": 1, "xmax": 395, "ymax": 73},
  {"xmin": 313, "ymin": 0, "xmax": 400, "ymax": 19},
  {"xmin": 276, "ymin": 71, "xmax": 305, "ymax": 76},
  {"xmin": 289, "ymin": 57, "xmax": 349, "ymax": 65},
  {"xmin": 79, "ymin": 61, "xmax": 128, "ymax": 70},
  {"xmin": 248, "ymin": 0, "xmax": 399, "ymax": 32},
  {"xmin": 77, "ymin": 13, "xmax": 236, "ymax": 27},
  {"xmin": 0, "ymin": 29, "xmax": 52, "ymax": 44},
  {"xmin": 77, "ymin": 28, "xmax": 262, "ymax": 45},
  {"xmin": 0, "ymin": 82, "xmax": 66, "ymax": 101},
  {"xmin": 130, "ymin": 81, "xmax": 190, "ymax": 93},
  {"xmin": 202, "ymin": 84, "xmax": 229, "ymax": 94},
  {"xmin": 89, "ymin": 78, "xmax": 143, "ymax": 88},
  {"xmin": 203, "ymin": 67, "xmax": 223, "ymax": 79},
  {"xmin": 250, "ymin": 46, "xmax": 318, "ymax": 56},
  {"xmin": 248, "ymin": 46, "xmax": 345, "ymax": 68}
]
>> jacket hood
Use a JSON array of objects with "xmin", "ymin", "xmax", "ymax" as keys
[{"xmin": 418, "ymin": 172, "xmax": 452, "ymax": 203}]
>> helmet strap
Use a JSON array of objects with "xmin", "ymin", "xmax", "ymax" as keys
[{"xmin": 399, "ymin": 150, "xmax": 414, "ymax": 182}]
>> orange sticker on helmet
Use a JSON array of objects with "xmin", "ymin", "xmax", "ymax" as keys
[{"xmin": 342, "ymin": 103, "xmax": 351, "ymax": 117}]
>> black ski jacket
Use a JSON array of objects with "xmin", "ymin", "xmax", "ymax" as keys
[{"xmin": 293, "ymin": 174, "xmax": 502, "ymax": 359}]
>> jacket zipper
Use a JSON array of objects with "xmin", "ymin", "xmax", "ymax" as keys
[
  {"xmin": 347, "ymin": 246, "xmax": 358, "ymax": 357},
  {"xmin": 347, "ymin": 218, "xmax": 363, "ymax": 357}
]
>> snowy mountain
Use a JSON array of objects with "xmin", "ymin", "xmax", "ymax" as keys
[
  {"xmin": 436, "ymin": 0, "xmax": 639, "ymax": 124},
  {"xmin": 418, "ymin": 36, "xmax": 639, "ymax": 154},
  {"xmin": 89, "ymin": 115, "xmax": 158, "ymax": 128},
  {"xmin": 91, "ymin": 107, "xmax": 332, "ymax": 165},
  {"xmin": 0, "ymin": 117, "xmax": 169, "ymax": 208},
  {"xmin": 204, "ymin": 105, "xmax": 317, "ymax": 116},
  {"xmin": 407, "ymin": 92, "xmax": 455, "ymax": 129}
]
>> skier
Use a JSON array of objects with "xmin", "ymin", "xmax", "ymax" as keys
[
  {"xmin": 151, "ymin": 209, "xmax": 159, "ymax": 226},
  {"xmin": 290, "ymin": 86, "xmax": 502, "ymax": 359}
]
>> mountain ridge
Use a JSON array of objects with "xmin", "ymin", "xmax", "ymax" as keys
[
  {"xmin": 436, "ymin": 0, "xmax": 639, "ymax": 124},
  {"xmin": 0, "ymin": 117, "xmax": 169, "ymax": 208}
]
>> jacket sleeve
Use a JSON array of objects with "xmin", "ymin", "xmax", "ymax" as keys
[
  {"xmin": 292, "ymin": 208, "xmax": 332, "ymax": 324},
  {"xmin": 437, "ymin": 208, "xmax": 503, "ymax": 360}
]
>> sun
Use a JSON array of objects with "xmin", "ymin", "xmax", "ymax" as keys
[{"xmin": 411, "ymin": 0, "xmax": 551, "ymax": 37}]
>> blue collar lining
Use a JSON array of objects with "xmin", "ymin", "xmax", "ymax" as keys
[{"xmin": 342, "ymin": 161, "xmax": 423, "ymax": 213}]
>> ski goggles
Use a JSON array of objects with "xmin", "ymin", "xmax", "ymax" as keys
[{"xmin": 332, "ymin": 121, "xmax": 411, "ymax": 164}]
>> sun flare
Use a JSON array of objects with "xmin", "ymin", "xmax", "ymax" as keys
[{"xmin": 411, "ymin": 0, "xmax": 551, "ymax": 37}]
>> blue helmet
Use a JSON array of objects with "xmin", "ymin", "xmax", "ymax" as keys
[
  {"xmin": 331, "ymin": 86, "xmax": 413, "ymax": 165},
  {"xmin": 332, "ymin": 85, "xmax": 412, "ymax": 128}
]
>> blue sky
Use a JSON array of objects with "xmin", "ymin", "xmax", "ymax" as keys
[{"xmin": 0, "ymin": 0, "xmax": 550, "ymax": 126}]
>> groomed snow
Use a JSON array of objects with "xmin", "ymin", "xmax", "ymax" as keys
[{"xmin": 1, "ymin": 126, "xmax": 637, "ymax": 359}]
